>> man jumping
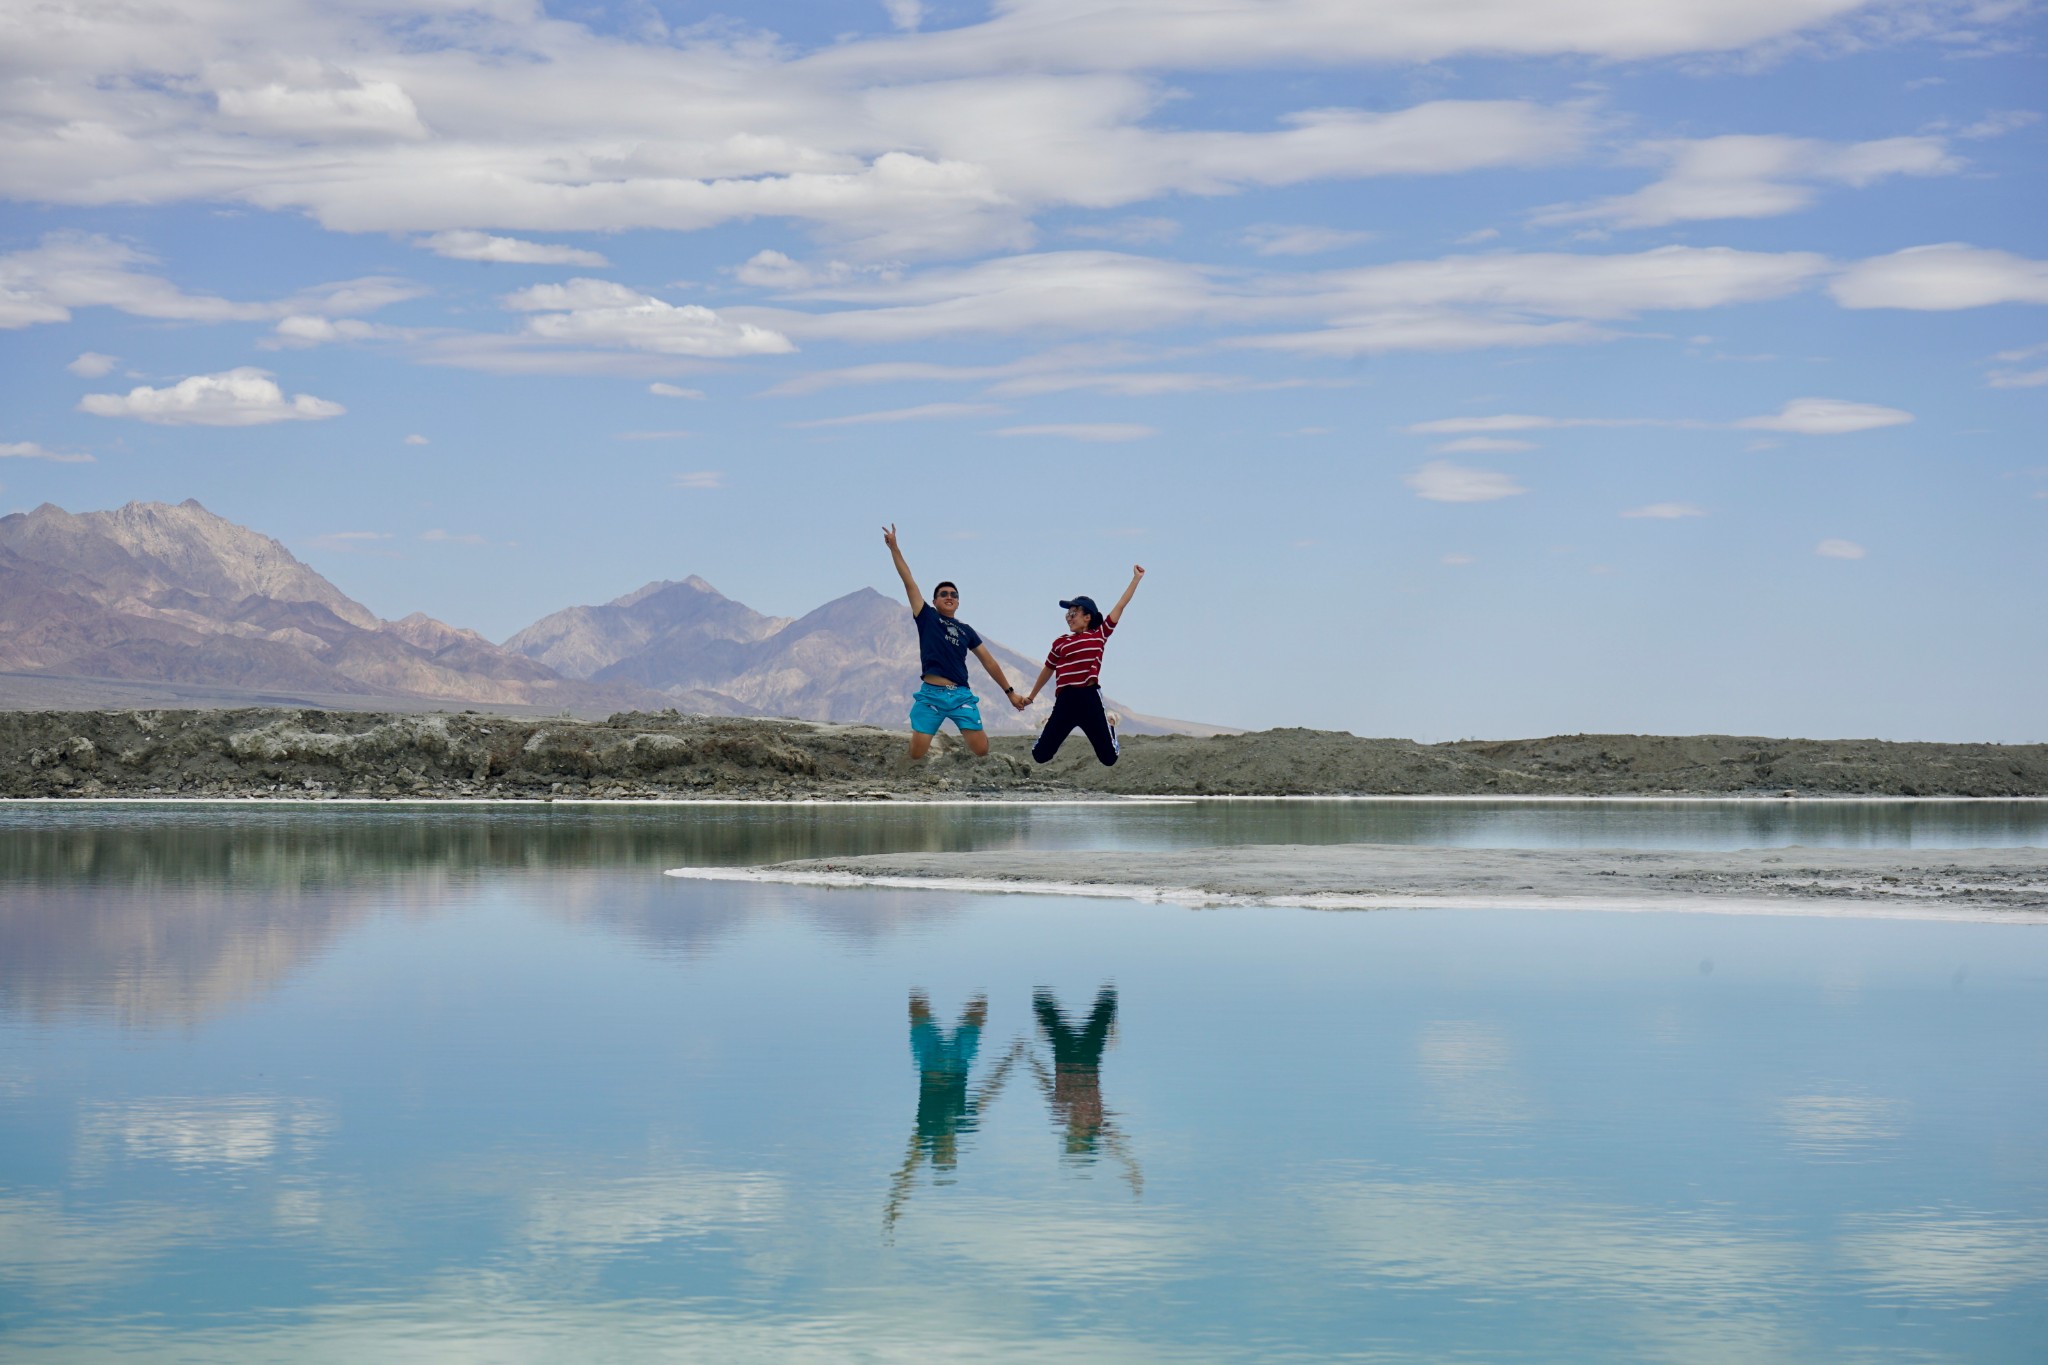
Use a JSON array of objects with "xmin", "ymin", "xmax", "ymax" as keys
[{"xmin": 883, "ymin": 524, "xmax": 1023, "ymax": 759}]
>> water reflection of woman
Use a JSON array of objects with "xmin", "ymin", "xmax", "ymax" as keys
[
  {"xmin": 885, "ymin": 992, "xmax": 1022, "ymax": 1231},
  {"xmin": 1031, "ymin": 986, "xmax": 1142, "ymax": 1195}
]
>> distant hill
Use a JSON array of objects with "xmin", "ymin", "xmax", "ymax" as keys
[
  {"xmin": 514, "ymin": 582, "xmax": 1222, "ymax": 737},
  {"xmin": 506, "ymin": 576, "xmax": 791, "ymax": 686},
  {"xmin": 0, "ymin": 501, "xmax": 654, "ymax": 711},
  {"xmin": 0, "ymin": 500, "xmax": 1226, "ymax": 734}
]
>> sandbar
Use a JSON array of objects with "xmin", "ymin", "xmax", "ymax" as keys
[{"xmin": 665, "ymin": 843, "xmax": 2048, "ymax": 922}]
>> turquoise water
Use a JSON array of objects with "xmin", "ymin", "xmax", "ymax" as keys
[{"xmin": 2, "ymin": 803, "xmax": 2045, "ymax": 1361}]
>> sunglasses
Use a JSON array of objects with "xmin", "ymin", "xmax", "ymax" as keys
[{"xmin": 935, "ymin": 590, "xmax": 959, "ymax": 599}]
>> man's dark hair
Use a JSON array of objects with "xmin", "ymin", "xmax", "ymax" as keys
[{"xmin": 934, "ymin": 580, "xmax": 958, "ymax": 596}]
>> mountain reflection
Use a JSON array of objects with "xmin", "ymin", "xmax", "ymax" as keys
[
  {"xmin": 0, "ymin": 806, "xmax": 1027, "ymax": 1027},
  {"xmin": 0, "ymin": 802, "xmax": 1046, "ymax": 888}
]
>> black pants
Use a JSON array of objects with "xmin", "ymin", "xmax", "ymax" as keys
[{"xmin": 1032, "ymin": 685, "xmax": 1118, "ymax": 766}]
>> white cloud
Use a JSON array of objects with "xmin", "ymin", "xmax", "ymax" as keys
[
  {"xmin": 1240, "ymin": 224, "xmax": 1376, "ymax": 256},
  {"xmin": 418, "ymin": 231, "xmax": 609, "ymax": 266},
  {"xmin": 1412, "ymin": 413, "xmax": 1645, "ymax": 433},
  {"xmin": 1241, "ymin": 314, "xmax": 1610, "ymax": 355},
  {"xmin": 1412, "ymin": 397, "xmax": 1911, "ymax": 437},
  {"xmin": 1316, "ymin": 246, "xmax": 1829, "ymax": 320},
  {"xmin": 1533, "ymin": 135, "xmax": 1960, "ymax": 229},
  {"xmin": 883, "ymin": 0, "xmax": 926, "ymax": 32},
  {"xmin": 1987, "ymin": 366, "xmax": 2048, "ymax": 389},
  {"xmin": 1239, "ymin": 245, "xmax": 1828, "ymax": 355},
  {"xmin": 0, "ymin": 16, "xmax": 1587, "ymax": 258},
  {"xmin": 505, "ymin": 279, "xmax": 795, "ymax": 357},
  {"xmin": 760, "ymin": 341, "xmax": 1163, "ymax": 395},
  {"xmin": 1622, "ymin": 502, "xmax": 1708, "ymax": 519},
  {"xmin": 1816, "ymin": 538, "xmax": 1867, "ymax": 559},
  {"xmin": 404, "ymin": 434, "xmax": 429, "ymax": 445},
  {"xmin": 1068, "ymin": 217, "xmax": 1183, "ymax": 245},
  {"xmin": 1406, "ymin": 460, "xmax": 1527, "ymax": 502},
  {"xmin": 77, "ymin": 368, "xmax": 345, "ymax": 426},
  {"xmin": 733, "ymin": 252, "xmax": 1242, "ymax": 341},
  {"xmin": 262, "ymin": 314, "xmax": 412, "ymax": 348},
  {"xmin": 991, "ymin": 370, "xmax": 1320, "ymax": 397},
  {"xmin": 1734, "ymin": 397, "xmax": 1912, "ymax": 434},
  {"xmin": 420, "ymin": 529, "xmax": 490, "ymax": 545},
  {"xmin": 672, "ymin": 471, "xmax": 726, "ymax": 489},
  {"xmin": 417, "ymin": 336, "xmax": 726, "ymax": 377},
  {"xmin": 793, "ymin": 402, "xmax": 1006, "ymax": 428},
  {"xmin": 734, "ymin": 244, "xmax": 1828, "ymax": 357},
  {"xmin": 0, "ymin": 233, "xmax": 271, "ymax": 329},
  {"xmin": 0, "ymin": 441, "xmax": 95, "ymax": 463},
  {"xmin": 1832, "ymin": 244, "xmax": 2048, "ymax": 309},
  {"xmin": 732, "ymin": 251, "xmax": 900, "ymax": 290},
  {"xmin": 817, "ymin": 0, "xmax": 1899, "ymax": 72},
  {"xmin": 502, "ymin": 280, "xmax": 649, "ymax": 313},
  {"xmin": 1441, "ymin": 552, "xmax": 1476, "ymax": 565},
  {"xmin": 66, "ymin": 352, "xmax": 118, "ymax": 377},
  {"xmin": 993, "ymin": 423, "xmax": 1157, "ymax": 441},
  {"xmin": 865, "ymin": 85, "xmax": 1590, "ymax": 214},
  {"xmin": 214, "ymin": 66, "xmax": 428, "ymax": 140},
  {"xmin": 1433, "ymin": 436, "xmax": 1537, "ymax": 453},
  {"xmin": 649, "ymin": 382, "xmax": 706, "ymax": 399},
  {"xmin": 0, "ymin": 1, "xmax": 2015, "ymax": 271},
  {"xmin": 285, "ymin": 276, "xmax": 425, "ymax": 316},
  {"xmin": 0, "ymin": 234, "xmax": 421, "ymax": 332},
  {"xmin": 1955, "ymin": 109, "xmax": 2041, "ymax": 140}
]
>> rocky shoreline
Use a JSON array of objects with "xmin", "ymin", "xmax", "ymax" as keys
[{"xmin": 4, "ymin": 708, "xmax": 2046, "ymax": 801}]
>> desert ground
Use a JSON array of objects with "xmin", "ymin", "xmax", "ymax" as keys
[{"xmin": 5, "ymin": 708, "xmax": 2048, "ymax": 800}]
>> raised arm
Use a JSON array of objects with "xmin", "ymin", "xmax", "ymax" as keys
[
  {"xmin": 882, "ymin": 523, "xmax": 923, "ymax": 613},
  {"xmin": 1105, "ymin": 564, "xmax": 1145, "ymax": 625}
]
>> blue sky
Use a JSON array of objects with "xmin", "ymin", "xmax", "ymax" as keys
[{"xmin": 1, "ymin": 0, "xmax": 2042, "ymax": 740}]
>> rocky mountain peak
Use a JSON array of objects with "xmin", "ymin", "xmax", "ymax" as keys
[{"xmin": 0, "ymin": 499, "xmax": 378, "ymax": 630}]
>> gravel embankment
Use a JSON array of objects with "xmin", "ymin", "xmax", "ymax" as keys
[{"xmin": 3, "ymin": 709, "xmax": 2045, "ymax": 800}]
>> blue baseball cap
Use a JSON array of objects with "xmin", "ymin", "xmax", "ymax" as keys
[{"xmin": 1059, "ymin": 595, "xmax": 1099, "ymax": 617}]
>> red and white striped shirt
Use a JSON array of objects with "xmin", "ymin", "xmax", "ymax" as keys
[{"xmin": 1045, "ymin": 618, "xmax": 1117, "ymax": 690}]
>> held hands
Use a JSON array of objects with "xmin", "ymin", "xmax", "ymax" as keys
[{"xmin": 1011, "ymin": 689, "xmax": 1032, "ymax": 711}]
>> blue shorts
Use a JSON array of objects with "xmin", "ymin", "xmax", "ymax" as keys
[{"xmin": 909, "ymin": 682, "xmax": 983, "ymax": 735}]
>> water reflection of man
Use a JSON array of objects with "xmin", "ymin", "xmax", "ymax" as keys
[
  {"xmin": 910, "ymin": 991, "xmax": 984, "ymax": 1172},
  {"xmin": 885, "ymin": 992, "xmax": 1022, "ymax": 1231},
  {"xmin": 1031, "ymin": 986, "xmax": 1143, "ymax": 1195}
]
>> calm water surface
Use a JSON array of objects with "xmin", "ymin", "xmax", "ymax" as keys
[{"xmin": 2, "ymin": 802, "xmax": 2044, "ymax": 1361}]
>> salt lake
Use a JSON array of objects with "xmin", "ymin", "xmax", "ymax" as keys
[{"xmin": 3, "ymin": 800, "xmax": 2044, "ymax": 1361}]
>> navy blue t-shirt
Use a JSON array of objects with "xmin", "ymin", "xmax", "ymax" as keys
[{"xmin": 914, "ymin": 603, "xmax": 981, "ymax": 687}]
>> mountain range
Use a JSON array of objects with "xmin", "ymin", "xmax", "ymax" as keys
[{"xmin": 0, "ymin": 500, "xmax": 1216, "ymax": 735}]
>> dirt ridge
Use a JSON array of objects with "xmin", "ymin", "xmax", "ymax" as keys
[{"xmin": 4, "ymin": 710, "xmax": 2045, "ymax": 800}]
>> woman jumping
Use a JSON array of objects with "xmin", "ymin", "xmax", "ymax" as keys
[{"xmin": 1016, "ymin": 565, "xmax": 1144, "ymax": 766}]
